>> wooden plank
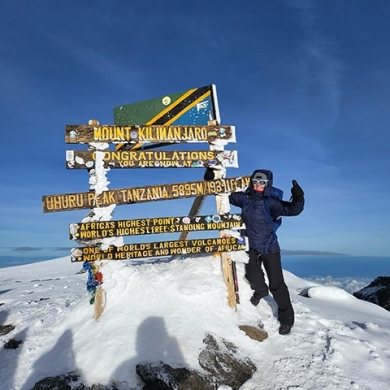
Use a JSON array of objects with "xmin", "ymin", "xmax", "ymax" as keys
[
  {"xmin": 65, "ymin": 150, "xmax": 238, "ymax": 169},
  {"xmin": 69, "ymin": 213, "xmax": 243, "ymax": 240},
  {"xmin": 221, "ymin": 251, "xmax": 237, "ymax": 307},
  {"xmin": 42, "ymin": 175, "xmax": 251, "ymax": 213},
  {"xmin": 70, "ymin": 236, "xmax": 248, "ymax": 262},
  {"xmin": 65, "ymin": 124, "xmax": 235, "ymax": 144}
]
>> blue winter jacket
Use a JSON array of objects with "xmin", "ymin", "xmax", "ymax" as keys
[{"xmin": 229, "ymin": 169, "xmax": 304, "ymax": 254}]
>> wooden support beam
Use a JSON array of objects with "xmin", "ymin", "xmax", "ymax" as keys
[
  {"xmin": 207, "ymin": 120, "xmax": 241, "ymax": 309},
  {"xmin": 178, "ymin": 195, "xmax": 206, "ymax": 241}
]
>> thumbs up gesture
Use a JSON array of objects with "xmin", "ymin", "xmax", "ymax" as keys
[{"xmin": 291, "ymin": 180, "xmax": 304, "ymax": 200}]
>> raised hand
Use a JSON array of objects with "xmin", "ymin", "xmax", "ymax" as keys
[{"xmin": 291, "ymin": 180, "xmax": 304, "ymax": 200}]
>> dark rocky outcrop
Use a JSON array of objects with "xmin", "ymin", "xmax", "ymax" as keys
[
  {"xmin": 353, "ymin": 276, "xmax": 390, "ymax": 311},
  {"xmin": 31, "ymin": 372, "xmax": 82, "ymax": 390},
  {"xmin": 198, "ymin": 333, "xmax": 256, "ymax": 389},
  {"xmin": 31, "ymin": 372, "xmax": 118, "ymax": 390},
  {"xmin": 4, "ymin": 338, "xmax": 23, "ymax": 349},
  {"xmin": 136, "ymin": 333, "xmax": 256, "ymax": 390},
  {"xmin": 0, "ymin": 324, "xmax": 15, "ymax": 336},
  {"xmin": 136, "ymin": 362, "xmax": 213, "ymax": 390}
]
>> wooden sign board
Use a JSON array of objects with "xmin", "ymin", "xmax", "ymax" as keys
[
  {"xmin": 42, "ymin": 175, "xmax": 250, "ymax": 213},
  {"xmin": 69, "ymin": 213, "xmax": 243, "ymax": 240},
  {"xmin": 113, "ymin": 84, "xmax": 220, "ymax": 150},
  {"xmin": 65, "ymin": 124, "xmax": 235, "ymax": 144},
  {"xmin": 71, "ymin": 236, "xmax": 248, "ymax": 262},
  {"xmin": 66, "ymin": 150, "xmax": 238, "ymax": 169}
]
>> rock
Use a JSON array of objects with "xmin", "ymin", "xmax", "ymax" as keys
[
  {"xmin": 0, "ymin": 324, "xmax": 15, "ymax": 336},
  {"xmin": 199, "ymin": 334, "xmax": 256, "ymax": 389},
  {"xmin": 353, "ymin": 276, "xmax": 390, "ymax": 311},
  {"xmin": 31, "ymin": 372, "xmax": 119, "ymax": 390},
  {"xmin": 136, "ymin": 333, "xmax": 256, "ymax": 390},
  {"xmin": 136, "ymin": 362, "xmax": 213, "ymax": 390},
  {"xmin": 238, "ymin": 324, "xmax": 268, "ymax": 342},
  {"xmin": 31, "ymin": 372, "xmax": 83, "ymax": 390},
  {"xmin": 4, "ymin": 338, "xmax": 23, "ymax": 349}
]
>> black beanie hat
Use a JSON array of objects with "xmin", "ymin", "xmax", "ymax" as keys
[{"xmin": 252, "ymin": 171, "xmax": 268, "ymax": 182}]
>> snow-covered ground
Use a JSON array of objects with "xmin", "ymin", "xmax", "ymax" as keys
[{"xmin": 1, "ymin": 254, "xmax": 390, "ymax": 390}]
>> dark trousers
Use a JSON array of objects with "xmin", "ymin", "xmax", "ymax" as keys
[{"xmin": 245, "ymin": 251, "xmax": 294, "ymax": 326}]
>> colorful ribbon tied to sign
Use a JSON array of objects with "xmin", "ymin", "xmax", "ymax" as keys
[{"xmin": 83, "ymin": 261, "xmax": 103, "ymax": 304}]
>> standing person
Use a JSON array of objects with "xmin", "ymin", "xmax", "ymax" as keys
[{"xmin": 229, "ymin": 169, "xmax": 304, "ymax": 335}]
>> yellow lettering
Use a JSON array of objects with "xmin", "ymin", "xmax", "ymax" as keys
[
  {"xmin": 159, "ymin": 126, "xmax": 167, "ymax": 140},
  {"xmin": 115, "ymin": 126, "xmax": 124, "ymax": 139},
  {"xmin": 173, "ymin": 127, "xmax": 180, "ymax": 140}
]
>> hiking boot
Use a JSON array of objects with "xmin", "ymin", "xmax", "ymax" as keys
[
  {"xmin": 250, "ymin": 294, "xmax": 261, "ymax": 306},
  {"xmin": 279, "ymin": 323, "xmax": 292, "ymax": 335}
]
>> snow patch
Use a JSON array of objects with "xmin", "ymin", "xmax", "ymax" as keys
[{"xmin": 307, "ymin": 285, "xmax": 351, "ymax": 299}]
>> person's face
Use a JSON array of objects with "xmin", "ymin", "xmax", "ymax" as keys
[{"xmin": 252, "ymin": 179, "xmax": 268, "ymax": 193}]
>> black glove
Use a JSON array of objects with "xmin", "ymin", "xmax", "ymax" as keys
[
  {"xmin": 291, "ymin": 180, "xmax": 304, "ymax": 200},
  {"xmin": 204, "ymin": 167, "xmax": 215, "ymax": 181}
]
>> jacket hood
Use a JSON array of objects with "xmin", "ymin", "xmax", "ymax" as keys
[
  {"xmin": 250, "ymin": 169, "xmax": 274, "ymax": 187},
  {"xmin": 247, "ymin": 169, "xmax": 274, "ymax": 197}
]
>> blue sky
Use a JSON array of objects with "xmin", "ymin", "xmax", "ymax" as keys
[{"xmin": 1, "ymin": 0, "xmax": 389, "ymax": 259}]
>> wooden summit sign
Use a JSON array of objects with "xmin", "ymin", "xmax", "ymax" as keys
[
  {"xmin": 65, "ymin": 124, "xmax": 235, "ymax": 144},
  {"xmin": 66, "ymin": 150, "xmax": 238, "ymax": 169},
  {"xmin": 42, "ymin": 175, "xmax": 250, "ymax": 213},
  {"xmin": 71, "ymin": 236, "xmax": 248, "ymax": 262},
  {"xmin": 69, "ymin": 213, "xmax": 243, "ymax": 240}
]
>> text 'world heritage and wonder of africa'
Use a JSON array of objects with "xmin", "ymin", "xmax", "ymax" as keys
[{"xmin": 71, "ymin": 237, "xmax": 248, "ymax": 262}]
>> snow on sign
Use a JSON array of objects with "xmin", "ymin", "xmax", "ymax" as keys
[
  {"xmin": 65, "ymin": 124, "xmax": 235, "ymax": 144},
  {"xmin": 42, "ymin": 176, "xmax": 251, "ymax": 213},
  {"xmin": 69, "ymin": 213, "xmax": 244, "ymax": 240},
  {"xmin": 65, "ymin": 149, "xmax": 238, "ymax": 169},
  {"xmin": 71, "ymin": 237, "xmax": 248, "ymax": 262}
]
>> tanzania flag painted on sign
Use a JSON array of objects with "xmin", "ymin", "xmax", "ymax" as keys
[
  {"xmin": 113, "ymin": 85, "xmax": 220, "ymax": 150},
  {"xmin": 113, "ymin": 85, "xmax": 220, "ymax": 127}
]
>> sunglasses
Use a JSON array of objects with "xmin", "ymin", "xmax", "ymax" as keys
[{"xmin": 252, "ymin": 179, "xmax": 268, "ymax": 185}]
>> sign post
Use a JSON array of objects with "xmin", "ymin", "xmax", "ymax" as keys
[
  {"xmin": 79, "ymin": 119, "xmax": 122, "ymax": 320},
  {"xmin": 208, "ymin": 120, "xmax": 241, "ymax": 307}
]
